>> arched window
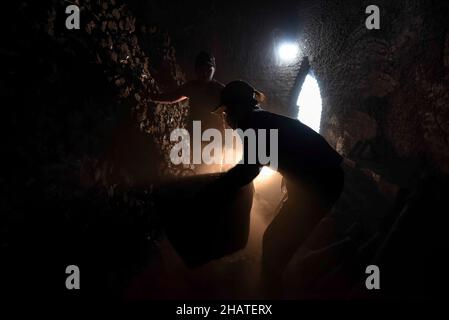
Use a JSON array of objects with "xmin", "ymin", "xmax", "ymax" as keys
[{"xmin": 296, "ymin": 74, "xmax": 322, "ymax": 133}]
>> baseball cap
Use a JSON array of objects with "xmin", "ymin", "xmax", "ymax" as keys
[{"xmin": 214, "ymin": 80, "xmax": 265, "ymax": 112}]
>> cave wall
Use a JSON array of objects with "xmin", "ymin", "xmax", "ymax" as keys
[
  {"xmin": 1, "ymin": 0, "xmax": 190, "ymax": 297},
  {"xmin": 298, "ymin": 0, "xmax": 449, "ymax": 183},
  {"xmin": 1, "ymin": 0, "xmax": 189, "ymax": 190}
]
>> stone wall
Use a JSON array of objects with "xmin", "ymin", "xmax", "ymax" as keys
[
  {"xmin": 298, "ymin": 0, "xmax": 449, "ymax": 181},
  {"xmin": 1, "ymin": 0, "xmax": 190, "ymax": 190},
  {"xmin": 0, "ymin": 0, "xmax": 190, "ymax": 297}
]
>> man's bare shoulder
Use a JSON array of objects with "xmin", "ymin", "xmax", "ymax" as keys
[{"xmin": 211, "ymin": 79, "xmax": 225, "ymax": 90}]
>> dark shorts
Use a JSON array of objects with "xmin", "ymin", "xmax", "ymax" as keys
[{"xmin": 286, "ymin": 165, "xmax": 345, "ymax": 210}]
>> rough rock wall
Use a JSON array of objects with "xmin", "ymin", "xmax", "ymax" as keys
[
  {"xmin": 283, "ymin": 1, "xmax": 449, "ymax": 297},
  {"xmin": 298, "ymin": 0, "xmax": 449, "ymax": 181},
  {"xmin": 0, "ymin": 0, "xmax": 189, "ymax": 297},
  {"xmin": 2, "ymin": 0, "xmax": 188, "ymax": 190}
]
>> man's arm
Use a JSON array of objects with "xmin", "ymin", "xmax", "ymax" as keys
[
  {"xmin": 150, "ymin": 83, "xmax": 189, "ymax": 103},
  {"xmin": 218, "ymin": 163, "xmax": 261, "ymax": 189}
]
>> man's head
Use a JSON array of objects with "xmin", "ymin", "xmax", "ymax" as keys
[
  {"xmin": 216, "ymin": 80, "xmax": 265, "ymax": 128},
  {"xmin": 195, "ymin": 51, "xmax": 216, "ymax": 82}
]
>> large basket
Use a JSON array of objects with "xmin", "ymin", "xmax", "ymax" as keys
[{"xmin": 156, "ymin": 173, "xmax": 254, "ymax": 267}]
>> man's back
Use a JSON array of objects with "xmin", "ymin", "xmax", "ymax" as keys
[{"xmin": 239, "ymin": 108, "xmax": 343, "ymax": 180}]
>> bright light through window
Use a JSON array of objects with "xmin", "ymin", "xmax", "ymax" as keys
[
  {"xmin": 297, "ymin": 74, "xmax": 322, "ymax": 133},
  {"xmin": 278, "ymin": 42, "xmax": 299, "ymax": 62}
]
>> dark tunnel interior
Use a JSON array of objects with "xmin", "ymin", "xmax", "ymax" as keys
[{"xmin": 1, "ymin": 0, "xmax": 449, "ymax": 305}]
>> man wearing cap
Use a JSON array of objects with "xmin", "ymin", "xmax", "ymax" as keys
[
  {"xmin": 151, "ymin": 51, "xmax": 225, "ymax": 174},
  {"xmin": 212, "ymin": 80, "xmax": 345, "ymax": 297}
]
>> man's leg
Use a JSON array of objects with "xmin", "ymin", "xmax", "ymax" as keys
[{"xmin": 261, "ymin": 181, "xmax": 330, "ymax": 297}]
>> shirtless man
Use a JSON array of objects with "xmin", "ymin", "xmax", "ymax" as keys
[
  {"xmin": 152, "ymin": 51, "xmax": 225, "ymax": 133},
  {"xmin": 152, "ymin": 51, "xmax": 225, "ymax": 173}
]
